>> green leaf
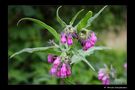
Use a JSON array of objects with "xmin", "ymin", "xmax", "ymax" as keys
[
  {"xmin": 17, "ymin": 18, "xmax": 60, "ymax": 41},
  {"xmin": 75, "ymin": 11, "xmax": 92, "ymax": 32},
  {"xmin": 71, "ymin": 53, "xmax": 95, "ymax": 71},
  {"xmin": 78, "ymin": 46, "xmax": 111, "ymax": 57},
  {"xmin": 56, "ymin": 6, "xmax": 67, "ymax": 27},
  {"xmin": 85, "ymin": 5, "xmax": 108, "ymax": 28},
  {"xmin": 82, "ymin": 57, "xmax": 95, "ymax": 71},
  {"xmin": 71, "ymin": 54, "xmax": 82, "ymax": 64},
  {"xmin": 9, "ymin": 46, "xmax": 61, "ymax": 59},
  {"xmin": 71, "ymin": 46, "xmax": 110, "ymax": 71},
  {"xmin": 69, "ymin": 9, "xmax": 84, "ymax": 25}
]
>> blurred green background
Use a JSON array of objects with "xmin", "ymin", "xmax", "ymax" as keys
[{"xmin": 8, "ymin": 5, "xmax": 127, "ymax": 84}]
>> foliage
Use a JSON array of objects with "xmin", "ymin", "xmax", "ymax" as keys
[{"xmin": 8, "ymin": 5, "xmax": 127, "ymax": 84}]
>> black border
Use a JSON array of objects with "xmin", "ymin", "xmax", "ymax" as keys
[{"xmin": 0, "ymin": 0, "xmax": 129, "ymax": 90}]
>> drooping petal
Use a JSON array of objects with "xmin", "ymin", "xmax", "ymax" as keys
[
  {"xmin": 72, "ymin": 32, "xmax": 78, "ymax": 39},
  {"xmin": 53, "ymin": 57, "xmax": 61, "ymax": 67},
  {"xmin": 60, "ymin": 63, "xmax": 67, "ymax": 78},
  {"xmin": 90, "ymin": 32, "xmax": 97, "ymax": 43},
  {"xmin": 66, "ymin": 64, "xmax": 71, "ymax": 76},
  {"xmin": 102, "ymin": 77, "xmax": 110, "ymax": 85},
  {"xmin": 61, "ymin": 32, "xmax": 67, "ymax": 44},
  {"xmin": 50, "ymin": 66, "xmax": 57, "ymax": 75},
  {"xmin": 98, "ymin": 72, "xmax": 104, "ymax": 80},
  {"xmin": 48, "ymin": 54, "xmax": 56, "ymax": 63},
  {"xmin": 67, "ymin": 34, "xmax": 73, "ymax": 46},
  {"xmin": 56, "ymin": 70, "xmax": 61, "ymax": 78}
]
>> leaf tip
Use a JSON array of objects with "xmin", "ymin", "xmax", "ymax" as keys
[{"xmin": 17, "ymin": 18, "xmax": 26, "ymax": 27}]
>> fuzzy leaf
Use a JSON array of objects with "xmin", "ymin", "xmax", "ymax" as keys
[
  {"xmin": 75, "ymin": 11, "xmax": 92, "ymax": 32},
  {"xmin": 85, "ymin": 5, "xmax": 108, "ymax": 28},
  {"xmin": 9, "ymin": 46, "xmax": 61, "ymax": 59},
  {"xmin": 69, "ymin": 9, "xmax": 84, "ymax": 25},
  {"xmin": 71, "ymin": 54, "xmax": 82, "ymax": 64},
  {"xmin": 78, "ymin": 46, "xmax": 111, "ymax": 57},
  {"xmin": 71, "ymin": 53, "xmax": 95, "ymax": 71},
  {"xmin": 71, "ymin": 46, "xmax": 110, "ymax": 71},
  {"xmin": 56, "ymin": 6, "xmax": 67, "ymax": 27},
  {"xmin": 17, "ymin": 18, "xmax": 60, "ymax": 41}
]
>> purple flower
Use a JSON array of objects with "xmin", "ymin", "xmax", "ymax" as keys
[
  {"xmin": 85, "ymin": 39, "xmax": 92, "ymax": 48},
  {"xmin": 98, "ymin": 68, "xmax": 110, "ymax": 85},
  {"xmin": 53, "ymin": 57, "xmax": 61, "ymax": 67},
  {"xmin": 102, "ymin": 75, "xmax": 110, "ymax": 85},
  {"xmin": 90, "ymin": 32, "xmax": 97, "ymax": 43},
  {"xmin": 48, "ymin": 55, "xmax": 72, "ymax": 78},
  {"xmin": 61, "ymin": 32, "xmax": 67, "ymax": 44},
  {"xmin": 79, "ymin": 39, "xmax": 85, "ymax": 46},
  {"xmin": 66, "ymin": 65, "xmax": 71, "ymax": 76},
  {"xmin": 60, "ymin": 63, "xmax": 67, "ymax": 78},
  {"xmin": 48, "ymin": 54, "xmax": 55, "ymax": 63},
  {"xmin": 98, "ymin": 72, "xmax": 105, "ymax": 80},
  {"xmin": 82, "ymin": 46, "xmax": 88, "ymax": 51},
  {"xmin": 82, "ymin": 39, "xmax": 92, "ymax": 51},
  {"xmin": 67, "ymin": 34, "xmax": 73, "ymax": 46},
  {"xmin": 72, "ymin": 32, "xmax": 78, "ymax": 39},
  {"xmin": 50, "ymin": 66, "xmax": 57, "ymax": 75},
  {"xmin": 56, "ymin": 70, "xmax": 61, "ymax": 78}
]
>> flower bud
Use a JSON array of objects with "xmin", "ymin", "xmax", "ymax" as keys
[
  {"xmin": 53, "ymin": 57, "xmax": 61, "ymax": 67},
  {"xmin": 48, "ymin": 54, "xmax": 54, "ymax": 63},
  {"xmin": 50, "ymin": 66, "xmax": 57, "ymax": 75},
  {"xmin": 98, "ymin": 68, "xmax": 110, "ymax": 85},
  {"xmin": 72, "ymin": 32, "xmax": 78, "ymax": 39},
  {"xmin": 66, "ymin": 64, "xmax": 71, "ymax": 76},
  {"xmin": 90, "ymin": 32, "xmax": 97, "ymax": 45},
  {"xmin": 61, "ymin": 32, "xmax": 67, "ymax": 44},
  {"xmin": 56, "ymin": 70, "xmax": 61, "ymax": 78},
  {"xmin": 102, "ymin": 75, "xmax": 110, "ymax": 85},
  {"xmin": 60, "ymin": 63, "xmax": 67, "ymax": 78},
  {"xmin": 67, "ymin": 34, "xmax": 73, "ymax": 46}
]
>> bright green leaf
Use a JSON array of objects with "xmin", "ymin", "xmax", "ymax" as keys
[
  {"xmin": 9, "ymin": 46, "xmax": 61, "ymax": 59},
  {"xmin": 85, "ymin": 5, "xmax": 108, "ymax": 28},
  {"xmin": 69, "ymin": 9, "xmax": 84, "ymax": 25},
  {"xmin": 75, "ymin": 11, "xmax": 92, "ymax": 32},
  {"xmin": 56, "ymin": 6, "xmax": 67, "ymax": 27},
  {"xmin": 17, "ymin": 18, "xmax": 60, "ymax": 41}
]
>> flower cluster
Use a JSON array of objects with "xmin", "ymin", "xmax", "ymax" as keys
[
  {"xmin": 49, "ymin": 26, "xmax": 97, "ymax": 78},
  {"xmin": 79, "ymin": 32, "xmax": 97, "ymax": 51},
  {"xmin": 48, "ymin": 54, "xmax": 71, "ymax": 78},
  {"xmin": 98, "ymin": 68, "xmax": 110, "ymax": 85},
  {"xmin": 61, "ymin": 26, "xmax": 78, "ymax": 46},
  {"xmin": 61, "ymin": 32, "xmax": 73, "ymax": 46},
  {"xmin": 60, "ymin": 26, "xmax": 97, "ymax": 51}
]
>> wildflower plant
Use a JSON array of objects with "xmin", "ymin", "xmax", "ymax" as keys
[{"xmin": 9, "ymin": 5, "xmax": 113, "ymax": 83}]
